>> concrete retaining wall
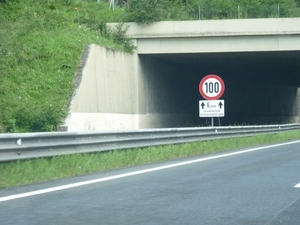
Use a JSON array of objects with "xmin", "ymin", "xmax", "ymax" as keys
[
  {"xmin": 64, "ymin": 44, "xmax": 200, "ymax": 131},
  {"xmin": 66, "ymin": 44, "xmax": 138, "ymax": 131}
]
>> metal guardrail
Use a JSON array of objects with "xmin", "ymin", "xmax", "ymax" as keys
[{"xmin": 1, "ymin": 124, "xmax": 300, "ymax": 162}]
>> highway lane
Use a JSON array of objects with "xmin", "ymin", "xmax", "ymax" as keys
[{"xmin": 0, "ymin": 141, "xmax": 300, "ymax": 225}]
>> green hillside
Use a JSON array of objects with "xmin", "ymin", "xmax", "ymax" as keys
[
  {"xmin": 0, "ymin": 0, "xmax": 131, "ymax": 132},
  {"xmin": 1, "ymin": 0, "xmax": 300, "ymax": 133}
]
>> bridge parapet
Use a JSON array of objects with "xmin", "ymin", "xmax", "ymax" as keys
[
  {"xmin": 125, "ymin": 18, "xmax": 300, "ymax": 38},
  {"xmin": 110, "ymin": 18, "xmax": 300, "ymax": 54}
]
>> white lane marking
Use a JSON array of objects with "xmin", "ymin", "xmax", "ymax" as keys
[
  {"xmin": 1, "ymin": 140, "xmax": 300, "ymax": 203},
  {"xmin": 294, "ymin": 183, "xmax": 300, "ymax": 188}
]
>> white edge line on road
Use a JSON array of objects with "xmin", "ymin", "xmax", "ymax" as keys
[
  {"xmin": 294, "ymin": 183, "xmax": 300, "ymax": 188},
  {"xmin": 1, "ymin": 140, "xmax": 300, "ymax": 203}
]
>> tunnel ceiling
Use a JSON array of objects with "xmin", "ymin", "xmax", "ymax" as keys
[{"xmin": 143, "ymin": 51, "xmax": 300, "ymax": 86}]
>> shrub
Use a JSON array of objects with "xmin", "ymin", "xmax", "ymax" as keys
[{"xmin": 126, "ymin": 0, "xmax": 168, "ymax": 23}]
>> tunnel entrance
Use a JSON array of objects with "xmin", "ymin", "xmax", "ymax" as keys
[{"xmin": 138, "ymin": 51, "xmax": 300, "ymax": 127}]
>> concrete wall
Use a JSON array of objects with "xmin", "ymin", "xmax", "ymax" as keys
[
  {"xmin": 63, "ymin": 19, "xmax": 300, "ymax": 131},
  {"xmin": 125, "ymin": 18, "xmax": 300, "ymax": 54},
  {"xmin": 225, "ymin": 83, "xmax": 299, "ymax": 124},
  {"xmin": 137, "ymin": 56, "xmax": 195, "ymax": 128},
  {"xmin": 64, "ymin": 44, "xmax": 197, "ymax": 131},
  {"xmin": 64, "ymin": 45, "xmax": 300, "ymax": 131},
  {"xmin": 66, "ymin": 44, "xmax": 139, "ymax": 131},
  {"xmin": 126, "ymin": 18, "xmax": 300, "ymax": 38},
  {"xmin": 136, "ymin": 35, "xmax": 300, "ymax": 54},
  {"xmin": 137, "ymin": 52, "xmax": 300, "ymax": 127}
]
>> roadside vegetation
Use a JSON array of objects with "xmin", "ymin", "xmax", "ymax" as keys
[
  {"xmin": 1, "ymin": 0, "xmax": 300, "ymax": 132},
  {"xmin": 126, "ymin": 0, "xmax": 300, "ymax": 22},
  {"xmin": 0, "ymin": 0, "xmax": 133, "ymax": 132},
  {"xmin": 1, "ymin": 129, "xmax": 300, "ymax": 188}
]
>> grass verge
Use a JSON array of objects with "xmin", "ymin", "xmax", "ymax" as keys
[{"xmin": 1, "ymin": 129, "xmax": 300, "ymax": 189}]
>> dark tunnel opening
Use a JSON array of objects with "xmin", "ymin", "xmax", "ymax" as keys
[{"xmin": 139, "ymin": 51, "xmax": 300, "ymax": 127}]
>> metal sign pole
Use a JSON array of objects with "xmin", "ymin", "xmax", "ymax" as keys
[{"xmin": 211, "ymin": 117, "xmax": 214, "ymax": 127}]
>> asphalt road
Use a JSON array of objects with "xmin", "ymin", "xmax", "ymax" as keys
[{"xmin": 1, "ymin": 140, "xmax": 300, "ymax": 225}]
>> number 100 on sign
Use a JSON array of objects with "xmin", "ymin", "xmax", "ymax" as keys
[{"xmin": 199, "ymin": 74, "xmax": 225, "ymax": 100}]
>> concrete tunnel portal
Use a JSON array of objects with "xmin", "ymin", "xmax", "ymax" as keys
[
  {"xmin": 66, "ymin": 19, "xmax": 300, "ymax": 131},
  {"xmin": 138, "ymin": 50, "xmax": 300, "ymax": 127}
]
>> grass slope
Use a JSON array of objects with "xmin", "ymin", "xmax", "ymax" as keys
[
  {"xmin": 0, "ymin": 0, "xmax": 127, "ymax": 132},
  {"xmin": 1, "ymin": 1, "xmax": 300, "ymax": 133}
]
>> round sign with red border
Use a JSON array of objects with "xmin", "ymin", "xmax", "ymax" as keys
[{"xmin": 199, "ymin": 74, "xmax": 225, "ymax": 100}]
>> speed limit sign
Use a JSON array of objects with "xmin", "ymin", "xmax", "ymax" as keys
[{"xmin": 199, "ymin": 74, "xmax": 225, "ymax": 100}]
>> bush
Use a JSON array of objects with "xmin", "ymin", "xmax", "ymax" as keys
[
  {"xmin": 101, "ymin": 23, "xmax": 136, "ymax": 53},
  {"xmin": 126, "ymin": 0, "xmax": 168, "ymax": 23}
]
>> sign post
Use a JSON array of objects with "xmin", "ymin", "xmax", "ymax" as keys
[{"xmin": 199, "ymin": 74, "xmax": 225, "ymax": 126}]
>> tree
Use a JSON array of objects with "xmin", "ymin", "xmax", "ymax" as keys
[
  {"xmin": 126, "ymin": 0, "xmax": 168, "ymax": 23},
  {"xmin": 119, "ymin": 0, "xmax": 300, "ymax": 21}
]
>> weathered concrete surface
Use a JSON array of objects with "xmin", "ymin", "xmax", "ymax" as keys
[
  {"xmin": 66, "ymin": 44, "xmax": 139, "ymax": 131},
  {"xmin": 72, "ymin": 45, "xmax": 137, "ymax": 114},
  {"xmin": 67, "ymin": 113, "xmax": 139, "ymax": 131},
  {"xmin": 137, "ymin": 55, "xmax": 197, "ymax": 128},
  {"xmin": 126, "ymin": 18, "xmax": 300, "ymax": 38},
  {"xmin": 124, "ymin": 18, "xmax": 300, "ymax": 54},
  {"xmin": 136, "ymin": 35, "xmax": 300, "ymax": 54}
]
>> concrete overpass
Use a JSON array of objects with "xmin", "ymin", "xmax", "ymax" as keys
[
  {"xmin": 128, "ymin": 18, "xmax": 300, "ymax": 54},
  {"xmin": 65, "ymin": 18, "xmax": 300, "ymax": 131}
]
